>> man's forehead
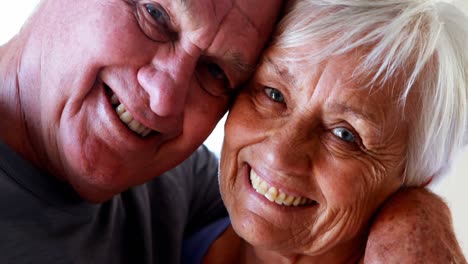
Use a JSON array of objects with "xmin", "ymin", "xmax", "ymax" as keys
[
  {"xmin": 177, "ymin": 0, "xmax": 280, "ymax": 80},
  {"xmin": 180, "ymin": 0, "xmax": 234, "ymax": 22},
  {"xmin": 232, "ymin": 0, "xmax": 281, "ymax": 31},
  {"xmin": 183, "ymin": 0, "xmax": 279, "ymax": 31}
]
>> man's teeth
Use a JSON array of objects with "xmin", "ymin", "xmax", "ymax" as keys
[
  {"xmin": 250, "ymin": 170, "xmax": 315, "ymax": 207},
  {"xmin": 111, "ymin": 94, "xmax": 153, "ymax": 137}
]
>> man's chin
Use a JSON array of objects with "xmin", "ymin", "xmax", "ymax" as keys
[
  {"xmin": 65, "ymin": 171, "xmax": 131, "ymax": 203},
  {"xmin": 72, "ymin": 182, "xmax": 123, "ymax": 203}
]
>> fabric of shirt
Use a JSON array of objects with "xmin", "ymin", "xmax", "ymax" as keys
[
  {"xmin": 0, "ymin": 142, "xmax": 227, "ymax": 264},
  {"xmin": 181, "ymin": 217, "xmax": 231, "ymax": 264}
]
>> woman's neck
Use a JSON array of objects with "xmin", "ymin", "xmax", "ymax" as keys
[
  {"xmin": 203, "ymin": 225, "xmax": 366, "ymax": 264},
  {"xmin": 243, "ymin": 239, "xmax": 365, "ymax": 264}
]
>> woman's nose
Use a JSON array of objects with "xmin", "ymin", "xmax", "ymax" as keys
[
  {"xmin": 261, "ymin": 126, "xmax": 317, "ymax": 176},
  {"xmin": 137, "ymin": 49, "xmax": 198, "ymax": 118}
]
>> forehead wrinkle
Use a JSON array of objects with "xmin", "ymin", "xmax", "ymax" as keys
[
  {"xmin": 179, "ymin": 0, "xmax": 228, "ymax": 27},
  {"xmin": 232, "ymin": 1, "xmax": 260, "ymax": 35},
  {"xmin": 263, "ymin": 56, "xmax": 297, "ymax": 87}
]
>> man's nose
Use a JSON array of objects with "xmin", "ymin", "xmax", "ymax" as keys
[{"xmin": 137, "ymin": 49, "xmax": 198, "ymax": 117}]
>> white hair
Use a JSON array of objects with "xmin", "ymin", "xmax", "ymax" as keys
[{"xmin": 272, "ymin": 0, "xmax": 468, "ymax": 186}]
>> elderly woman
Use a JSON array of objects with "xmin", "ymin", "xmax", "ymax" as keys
[{"xmin": 183, "ymin": 0, "xmax": 468, "ymax": 263}]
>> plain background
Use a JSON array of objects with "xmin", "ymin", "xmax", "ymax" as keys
[{"xmin": 1, "ymin": 0, "xmax": 466, "ymax": 258}]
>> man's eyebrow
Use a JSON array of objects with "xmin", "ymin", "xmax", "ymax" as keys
[
  {"xmin": 180, "ymin": 0, "xmax": 190, "ymax": 7},
  {"xmin": 179, "ymin": 0, "xmax": 194, "ymax": 13},
  {"xmin": 227, "ymin": 52, "xmax": 255, "ymax": 78},
  {"xmin": 263, "ymin": 57, "xmax": 296, "ymax": 86}
]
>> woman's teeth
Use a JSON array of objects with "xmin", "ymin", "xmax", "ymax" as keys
[
  {"xmin": 111, "ymin": 94, "xmax": 153, "ymax": 137},
  {"xmin": 250, "ymin": 170, "xmax": 316, "ymax": 207}
]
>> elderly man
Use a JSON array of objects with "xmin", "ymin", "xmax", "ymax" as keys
[
  {"xmin": 0, "ymin": 0, "xmax": 464, "ymax": 263},
  {"xmin": 0, "ymin": 0, "xmax": 281, "ymax": 262}
]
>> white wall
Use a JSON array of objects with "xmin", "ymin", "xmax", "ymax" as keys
[
  {"xmin": 0, "ymin": 1, "xmax": 38, "ymax": 45},
  {"xmin": 2, "ymin": 0, "xmax": 467, "ymax": 258}
]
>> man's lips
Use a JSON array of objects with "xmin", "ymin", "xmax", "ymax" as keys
[{"xmin": 104, "ymin": 83, "xmax": 157, "ymax": 138}]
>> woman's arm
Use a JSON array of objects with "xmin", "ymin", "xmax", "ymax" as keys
[{"xmin": 363, "ymin": 188, "xmax": 466, "ymax": 263}]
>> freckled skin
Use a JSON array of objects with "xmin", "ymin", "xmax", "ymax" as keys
[
  {"xmin": 363, "ymin": 188, "xmax": 467, "ymax": 264},
  {"xmin": 0, "ymin": 0, "xmax": 282, "ymax": 202}
]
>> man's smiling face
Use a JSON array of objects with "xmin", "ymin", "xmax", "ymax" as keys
[{"xmin": 26, "ymin": 0, "xmax": 281, "ymax": 202}]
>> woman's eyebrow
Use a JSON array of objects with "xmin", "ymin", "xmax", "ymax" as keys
[
  {"xmin": 263, "ymin": 57, "xmax": 296, "ymax": 86},
  {"xmin": 328, "ymin": 103, "xmax": 380, "ymax": 129}
]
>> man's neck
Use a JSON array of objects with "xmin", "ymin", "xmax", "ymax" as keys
[{"xmin": 0, "ymin": 35, "xmax": 41, "ymax": 166}]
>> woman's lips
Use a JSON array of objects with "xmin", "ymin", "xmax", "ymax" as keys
[{"xmin": 249, "ymin": 168, "xmax": 317, "ymax": 207}]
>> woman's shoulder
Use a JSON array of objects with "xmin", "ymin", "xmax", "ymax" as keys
[{"xmin": 182, "ymin": 217, "xmax": 233, "ymax": 264}]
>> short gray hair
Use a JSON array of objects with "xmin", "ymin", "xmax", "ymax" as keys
[{"xmin": 272, "ymin": 0, "xmax": 468, "ymax": 186}]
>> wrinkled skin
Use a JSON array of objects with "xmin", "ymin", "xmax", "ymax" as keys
[
  {"xmin": 0, "ymin": 0, "xmax": 281, "ymax": 202},
  {"xmin": 220, "ymin": 45, "xmax": 411, "ymax": 263}
]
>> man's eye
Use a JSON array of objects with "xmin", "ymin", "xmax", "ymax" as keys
[
  {"xmin": 207, "ymin": 63, "xmax": 228, "ymax": 81},
  {"xmin": 136, "ymin": 3, "xmax": 174, "ymax": 42},
  {"xmin": 196, "ymin": 61, "xmax": 232, "ymax": 97},
  {"xmin": 332, "ymin": 127, "xmax": 356, "ymax": 143},
  {"xmin": 264, "ymin": 87, "xmax": 285, "ymax": 103},
  {"xmin": 145, "ymin": 3, "xmax": 167, "ymax": 25}
]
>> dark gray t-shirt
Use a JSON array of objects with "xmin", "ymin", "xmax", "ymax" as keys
[{"xmin": 0, "ymin": 142, "xmax": 226, "ymax": 264}]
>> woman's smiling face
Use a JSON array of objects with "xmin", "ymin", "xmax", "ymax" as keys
[{"xmin": 219, "ymin": 45, "xmax": 410, "ymax": 256}]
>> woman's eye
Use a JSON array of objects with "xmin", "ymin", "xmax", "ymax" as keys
[
  {"xmin": 264, "ymin": 87, "xmax": 285, "ymax": 103},
  {"xmin": 332, "ymin": 127, "xmax": 356, "ymax": 143}
]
